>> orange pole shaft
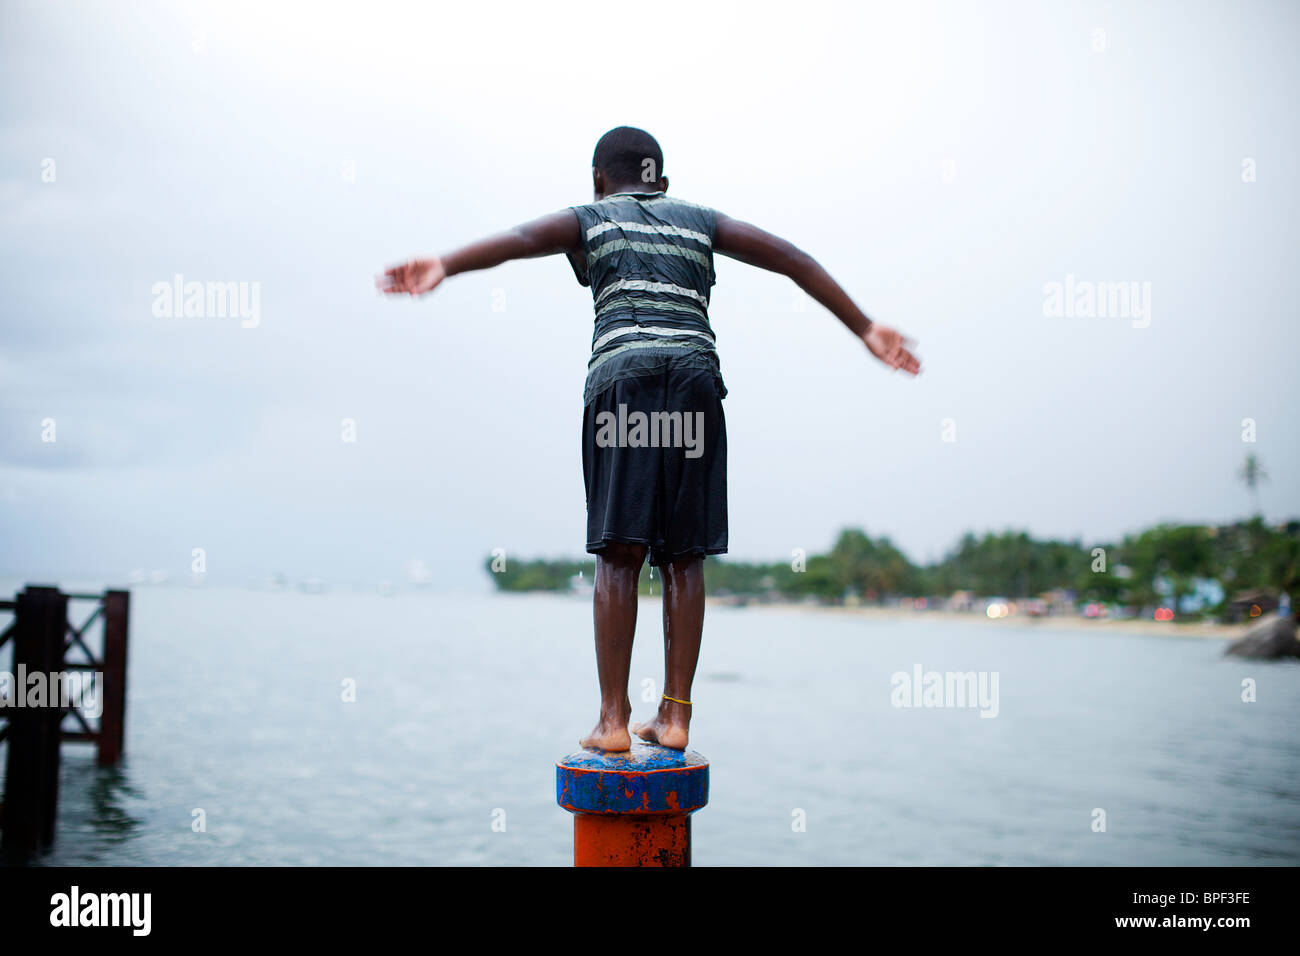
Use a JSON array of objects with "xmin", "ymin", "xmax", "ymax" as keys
[{"xmin": 573, "ymin": 813, "xmax": 691, "ymax": 867}]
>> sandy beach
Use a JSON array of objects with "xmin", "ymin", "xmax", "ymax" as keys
[{"xmin": 715, "ymin": 599, "xmax": 1250, "ymax": 641}]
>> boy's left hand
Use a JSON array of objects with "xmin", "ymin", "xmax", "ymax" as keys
[
  {"xmin": 862, "ymin": 325, "xmax": 921, "ymax": 375},
  {"xmin": 377, "ymin": 257, "xmax": 446, "ymax": 297}
]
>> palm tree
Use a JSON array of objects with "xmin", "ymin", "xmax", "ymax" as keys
[{"xmin": 1238, "ymin": 454, "xmax": 1268, "ymax": 517}]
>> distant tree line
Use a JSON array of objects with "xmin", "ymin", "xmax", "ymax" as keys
[{"xmin": 485, "ymin": 518, "xmax": 1300, "ymax": 620}]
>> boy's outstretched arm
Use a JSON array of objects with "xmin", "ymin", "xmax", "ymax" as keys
[
  {"xmin": 378, "ymin": 209, "xmax": 580, "ymax": 297},
  {"xmin": 713, "ymin": 212, "xmax": 920, "ymax": 374}
]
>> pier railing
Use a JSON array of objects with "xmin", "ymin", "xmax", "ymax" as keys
[{"xmin": 0, "ymin": 585, "xmax": 130, "ymax": 857}]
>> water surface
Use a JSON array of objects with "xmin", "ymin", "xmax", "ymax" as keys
[{"xmin": 7, "ymin": 587, "xmax": 1297, "ymax": 866}]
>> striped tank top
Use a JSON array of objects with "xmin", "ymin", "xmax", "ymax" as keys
[{"xmin": 567, "ymin": 192, "xmax": 726, "ymax": 405}]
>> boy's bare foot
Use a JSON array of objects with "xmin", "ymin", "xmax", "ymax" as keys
[
  {"xmin": 631, "ymin": 700, "xmax": 691, "ymax": 750},
  {"xmin": 579, "ymin": 719, "xmax": 631, "ymax": 752},
  {"xmin": 580, "ymin": 699, "xmax": 632, "ymax": 752}
]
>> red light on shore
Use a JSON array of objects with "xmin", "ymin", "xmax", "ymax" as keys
[{"xmin": 1153, "ymin": 607, "xmax": 1174, "ymax": 622}]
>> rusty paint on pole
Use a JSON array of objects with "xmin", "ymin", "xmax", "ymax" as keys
[{"xmin": 556, "ymin": 742, "xmax": 708, "ymax": 867}]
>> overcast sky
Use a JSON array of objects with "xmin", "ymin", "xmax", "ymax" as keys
[{"xmin": 2, "ymin": 0, "xmax": 1297, "ymax": 589}]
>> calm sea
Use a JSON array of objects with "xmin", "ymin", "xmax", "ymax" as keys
[{"xmin": 5, "ymin": 586, "xmax": 1298, "ymax": 866}]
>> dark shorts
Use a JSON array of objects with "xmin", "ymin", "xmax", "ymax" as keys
[{"xmin": 582, "ymin": 365, "xmax": 728, "ymax": 567}]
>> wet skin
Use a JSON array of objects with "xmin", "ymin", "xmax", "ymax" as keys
[{"xmin": 578, "ymin": 542, "xmax": 703, "ymax": 752}]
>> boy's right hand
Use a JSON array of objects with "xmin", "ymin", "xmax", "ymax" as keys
[
  {"xmin": 862, "ymin": 325, "xmax": 921, "ymax": 375},
  {"xmin": 377, "ymin": 257, "xmax": 446, "ymax": 297}
]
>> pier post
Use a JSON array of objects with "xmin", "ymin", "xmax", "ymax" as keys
[
  {"xmin": 2, "ymin": 586, "xmax": 68, "ymax": 857},
  {"xmin": 97, "ymin": 589, "xmax": 129, "ymax": 766},
  {"xmin": 556, "ymin": 743, "xmax": 709, "ymax": 867}
]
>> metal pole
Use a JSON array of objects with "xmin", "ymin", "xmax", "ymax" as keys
[{"xmin": 556, "ymin": 743, "xmax": 708, "ymax": 867}]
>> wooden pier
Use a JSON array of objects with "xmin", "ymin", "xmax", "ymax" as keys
[{"xmin": 0, "ymin": 585, "xmax": 130, "ymax": 858}]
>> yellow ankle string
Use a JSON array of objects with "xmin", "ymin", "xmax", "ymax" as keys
[{"xmin": 662, "ymin": 693, "xmax": 692, "ymax": 706}]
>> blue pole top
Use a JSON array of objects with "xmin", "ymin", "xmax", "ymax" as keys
[{"xmin": 557, "ymin": 742, "xmax": 709, "ymax": 815}]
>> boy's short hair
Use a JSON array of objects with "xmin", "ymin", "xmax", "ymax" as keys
[{"xmin": 592, "ymin": 126, "xmax": 663, "ymax": 185}]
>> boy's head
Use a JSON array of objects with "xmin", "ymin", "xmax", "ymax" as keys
[{"xmin": 592, "ymin": 126, "xmax": 667, "ymax": 198}]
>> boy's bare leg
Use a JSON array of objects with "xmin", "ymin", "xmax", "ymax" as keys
[
  {"xmin": 579, "ymin": 542, "xmax": 645, "ymax": 751},
  {"xmin": 632, "ymin": 555, "xmax": 704, "ymax": 750}
]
